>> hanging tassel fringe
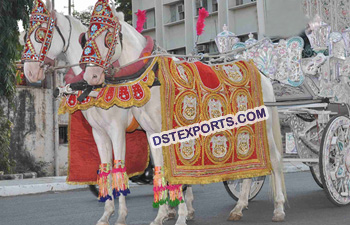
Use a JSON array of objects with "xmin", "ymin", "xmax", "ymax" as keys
[
  {"xmin": 97, "ymin": 163, "xmax": 112, "ymax": 202},
  {"xmin": 153, "ymin": 166, "xmax": 168, "ymax": 208},
  {"xmin": 167, "ymin": 184, "xmax": 184, "ymax": 207},
  {"xmin": 112, "ymin": 160, "xmax": 130, "ymax": 198}
]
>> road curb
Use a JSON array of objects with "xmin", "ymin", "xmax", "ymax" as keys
[
  {"xmin": 0, "ymin": 182, "xmax": 87, "ymax": 197},
  {"xmin": 1, "ymin": 163, "xmax": 310, "ymax": 197},
  {"xmin": 0, "ymin": 176, "xmax": 88, "ymax": 197}
]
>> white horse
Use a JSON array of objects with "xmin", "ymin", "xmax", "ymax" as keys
[
  {"xmin": 22, "ymin": 1, "xmax": 193, "ymax": 225},
  {"xmin": 82, "ymin": 1, "xmax": 286, "ymax": 224}
]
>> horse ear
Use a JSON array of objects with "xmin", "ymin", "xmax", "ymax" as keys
[
  {"xmin": 51, "ymin": 10, "xmax": 57, "ymax": 20},
  {"xmin": 46, "ymin": 0, "xmax": 52, "ymax": 12},
  {"xmin": 110, "ymin": 1, "xmax": 117, "ymax": 18},
  {"xmin": 79, "ymin": 32, "xmax": 87, "ymax": 49}
]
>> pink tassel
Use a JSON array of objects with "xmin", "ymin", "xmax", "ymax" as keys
[
  {"xmin": 97, "ymin": 163, "xmax": 112, "ymax": 202},
  {"xmin": 112, "ymin": 160, "xmax": 130, "ymax": 197},
  {"xmin": 135, "ymin": 9, "xmax": 147, "ymax": 33},
  {"xmin": 153, "ymin": 166, "xmax": 168, "ymax": 208},
  {"xmin": 196, "ymin": 8, "xmax": 209, "ymax": 36},
  {"xmin": 168, "ymin": 184, "xmax": 183, "ymax": 207}
]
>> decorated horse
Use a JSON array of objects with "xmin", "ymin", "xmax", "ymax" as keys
[
  {"xmin": 75, "ymin": 0, "xmax": 286, "ymax": 224},
  {"xmin": 20, "ymin": 1, "xmax": 170, "ymax": 225}
]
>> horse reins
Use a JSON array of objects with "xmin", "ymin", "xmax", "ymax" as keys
[{"xmin": 55, "ymin": 15, "xmax": 72, "ymax": 54}]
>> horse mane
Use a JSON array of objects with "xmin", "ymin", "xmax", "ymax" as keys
[{"xmin": 65, "ymin": 15, "xmax": 88, "ymax": 33}]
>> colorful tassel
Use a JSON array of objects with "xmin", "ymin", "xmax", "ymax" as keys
[
  {"xmin": 97, "ymin": 163, "xmax": 112, "ymax": 202},
  {"xmin": 112, "ymin": 160, "xmax": 130, "ymax": 198},
  {"xmin": 135, "ymin": 9, "xmax": 147, "ymax": 33},
  {"xmin": 153, "ymin": 166, "xmax": 168, "ymax": 208},
  {"xmin": 167, "ymin": 184, "xmax": 184, "ymax": 207},
  {"xmin": 196, "ymin": 8, "xmax": 209, "ymax": 36}
]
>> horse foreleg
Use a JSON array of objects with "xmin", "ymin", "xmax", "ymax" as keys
[
  {"xmin": 91, "ymin": 128, "xmax": 115, "ymax": 225},
  {"xmin": 268, "ymin": 107, "xmax": 286, "ymax": 222},
  {"xmin": 110, "ymin": 128, "xmax": 129, "ymax": 225},
  {"xmin": 185, "ymin": 186, "xmax": 195, "ymax": 220},
  {"xmin": 147, "ymin": 135, "xmax": 169, "ymax": 225},
  {"xmin": 228, "ymin": 179, "xmax": 252, "ymax": 221},
  {"xmin": 115, "ymin": 195, "xmax": 127, "ymax": 225}
]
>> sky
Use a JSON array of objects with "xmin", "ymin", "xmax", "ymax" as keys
[
  {"xmin": 54, "ymin": 0, "xmax": 97, "ymax": 15},
  {"xmin": 18, "ymin": 0, "xmax": 99, "ymax": 32}
]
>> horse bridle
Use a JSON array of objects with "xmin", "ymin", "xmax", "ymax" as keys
[
  {"xmin": 55, "ymin": 15, "xmax": 72, "ymax": 54},
  {"xmin": 22, "ymin": 14, "xmax": 72, "ymax": 68}
]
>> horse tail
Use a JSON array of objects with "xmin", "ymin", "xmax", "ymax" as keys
[{"xmin": 270, "ymin": 106, "xmax": 287, "ymax": 202}]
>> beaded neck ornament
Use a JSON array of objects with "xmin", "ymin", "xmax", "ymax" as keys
[
  {"xmin": 21, "ymin": 0, "xmax": 56, "ymax": 63},
  {"xmin": 79, "ymin": 0, "xmax": 121, "ymax": 70}
]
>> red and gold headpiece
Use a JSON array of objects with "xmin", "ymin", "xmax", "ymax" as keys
[
  {"xmin": 21, "ymin": 0, "xmax": 56, "ymax": 63},
  {"xmin": 79, "ymin": 0, "xmax": 121, "ymax": 70}
]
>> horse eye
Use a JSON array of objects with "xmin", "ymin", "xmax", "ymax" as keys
[
  {"xmin": 104, "ymin": 32, "xmax": 114, "ymax": 48},
  {"xmin": 35, "ymin": 28, "xmax": 46, "ymax": 43}
]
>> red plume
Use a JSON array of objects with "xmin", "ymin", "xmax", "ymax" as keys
[
  {"xmin": 135, "ymin": 9, "xmax": 147, "ymax": 33},
  {"xmin": 196, "ymin": 8, "xmax": 209, "ymax": 36}
]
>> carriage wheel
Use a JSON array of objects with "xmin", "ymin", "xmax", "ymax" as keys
[
  {"xmin": 320, "ymin": 116, "xmax": 350, "ymax": 206},
  {"xmin": 223, "ymin": 176, "xmax": 266, "ymax": 201},
  {"xmin": 310, "ymin": 165, "xmax": 323, "ymax": 188}
]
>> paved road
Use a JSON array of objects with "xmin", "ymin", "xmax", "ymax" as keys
[{"xmin": 1, "ymin": 172, "xmax": 349, "ymax": 225}]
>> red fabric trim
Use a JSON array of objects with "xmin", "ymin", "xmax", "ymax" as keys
[
  {"xmin": 194, "ymin": 61, "xmax": 221, "ymax": 89},
  {"xmin": 67, "ymin": 111, "xmax": 149, "ymax": 183}
]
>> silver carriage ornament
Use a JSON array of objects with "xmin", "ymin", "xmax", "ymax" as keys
[
  {"xmin": 305, "ymin": 14, "xmax": 331, "ymax": 52},
  {"xmin": 342, "ymin": 28, "xmax": 350, "ymax": 57},
  {"xmin": 215, "ymin": 24, "xmax": 240, "ymax": 53}
]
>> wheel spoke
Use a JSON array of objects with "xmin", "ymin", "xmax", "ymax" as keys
[{"xmin": 321, "ymin": 116, "xmax": 350, "ymax": 205}]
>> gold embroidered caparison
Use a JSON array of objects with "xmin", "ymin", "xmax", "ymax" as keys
[{"xmin": 157, "ymin": 57, "xmax": 272, "ymax": 185}]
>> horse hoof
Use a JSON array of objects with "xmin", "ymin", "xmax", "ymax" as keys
[
  {"xmin": 96, "ymin": 222, "xmax": 109, "ymax": 225},
  {"xmin": 150, "ymin": 221, "xmax": 162, "ymax": 225},
  {"xmin": 187, "ymin": 211, "xmax": 195, "ymax": 221},
  {"xmin": 272, "ymin": 213, "xmax": 285, "ymax": 222},
  {"xmin": 227, "ymin": 212, "xmax": 242, "ymax": 221},
  {"xmin": 115, "ymin": 223, "xmax": 127, "ymax": 225},
  {"xmin": 167, "ymin": 212, "xmax": 176, "ymax": 219},
  {"xmin": 175, "ymin": 222, "xmax": 187, "ymax": 225}
]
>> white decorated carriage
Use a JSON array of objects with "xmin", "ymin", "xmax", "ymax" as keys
[{"xmin": 221, "ymin": 1, "xmax": 350, "ymax": 206}]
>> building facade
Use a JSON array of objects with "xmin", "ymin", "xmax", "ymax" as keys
[{"xmin": 132, "ymin": 0, "xmax": 308, "ymax": 54}]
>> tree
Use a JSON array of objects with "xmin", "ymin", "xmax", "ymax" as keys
[
  {"xmin": 73, "ymin": 1, "xmax": 132, "ymax": 27},
  {"xmin": 72, "ymin": 6, "xmax": 93, "ymax": 27},
  {"xmin": 0, "ymin": 0, "xmax": 33, "ymax": 173},
  {"xmin": 115, "ymin": 0, "xmax": 132, "ymax": 25}
]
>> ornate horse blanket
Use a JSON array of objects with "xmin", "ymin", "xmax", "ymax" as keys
[
  {"xmin": 158, "ymin": 58, "xmax": 271, "ymax": 184},
  {"xmin": 60, "ymin": 61, "xmax": 158, "ymax": 185},
  {"xmin": 66, "ymin": 111, "xmax": 149, "ymax": 184}
]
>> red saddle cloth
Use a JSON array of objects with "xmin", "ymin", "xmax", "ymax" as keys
[{"xmin": 67, "ymin": 111, "xmax": 149, "ymax": 184}]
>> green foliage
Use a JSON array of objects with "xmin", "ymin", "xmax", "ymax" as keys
[
  {"xmin": 115, "ymin": 0, "xmax": 132, "ymax": 24},
  {"xmin": 0, "ymin": 0, "xmax": 32, "ymax": 99},
  {"xmin": 0, "ymin": 0, "xmax": 33, "ymax": 173},
  {"xmin": 0, "ymin": 107, "xmax": 15, "ymax": 173},
  {"xmin": 73, "ymin": 1, "xmax": 133, "ymax": 27},
  {"xmin": 72, "ymin": 6, "xmax": 93, "ymax": 27}
]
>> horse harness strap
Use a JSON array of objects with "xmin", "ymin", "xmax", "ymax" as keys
[
  {"xmin": 55, "ymin": 15, "xmax": 72, "ymax": 54},
  {"xmin": 105, "ymin": 40, "xmax": 159, "ymax": 85},
  {"xmin": 67, "ymin": 80, "xmax": 104, "ymax": 102}
]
